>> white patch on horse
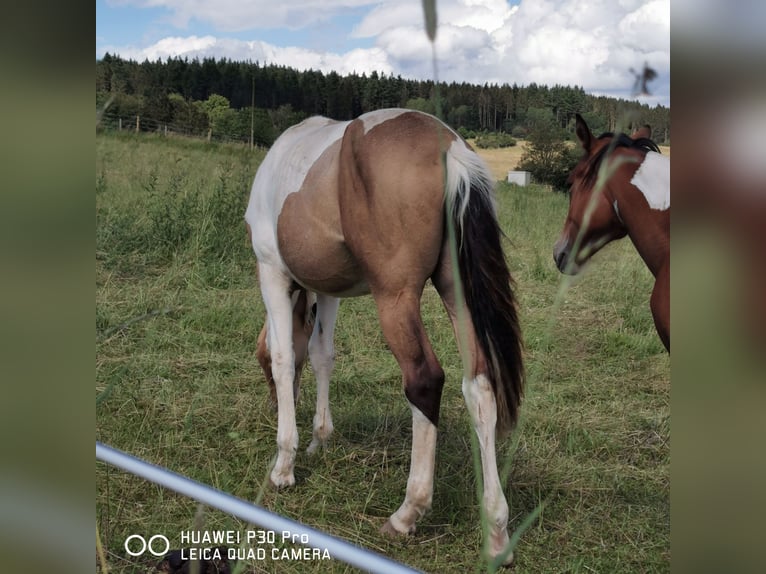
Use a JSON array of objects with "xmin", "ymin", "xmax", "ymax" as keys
[
  {"xmin": 245, "ymin": 117, "xmax": 350, "ymax": 267},
  {"xmin": 630, "ymin": 151, "xmax": 670, "ymax": 210}
]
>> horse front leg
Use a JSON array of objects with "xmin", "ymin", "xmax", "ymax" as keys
[
  {"xmin": 651, "ymin": 264, "xmax": 670, "ymax": 351},
  {"xmin": 258, "ymin": 263, "xmax": 299, "ymax": 487},
  {"xmin": 307, "ymin": 294, "xmax": 339, "ymax": 454}
]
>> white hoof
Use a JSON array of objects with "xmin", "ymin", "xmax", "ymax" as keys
[{"xmin": 269, "ymin": 469, "xmax": 295, "ymax": 488}]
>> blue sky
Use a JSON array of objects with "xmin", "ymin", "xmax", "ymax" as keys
[{"xmin": 96, "ymin": 0, "xmax": 670, "ymax": 107}]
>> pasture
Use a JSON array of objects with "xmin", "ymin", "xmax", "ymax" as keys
[{"xmin": 96, "ymin": 131, "xmax": 669, "ymax": 573}]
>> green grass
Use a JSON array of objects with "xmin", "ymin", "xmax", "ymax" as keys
[{"xmin": 96, "ymin": 132, "xmax": 669, "ymax": 573}]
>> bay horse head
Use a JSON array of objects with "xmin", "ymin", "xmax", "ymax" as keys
[
  {"xmin": 553, "ymin": 114, "xmax": 660, "ymax": 274},
  {"xmin": 553, "ymin": 113, "xmax": 670, "ymax": 350}
]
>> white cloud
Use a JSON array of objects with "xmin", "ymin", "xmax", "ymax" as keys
[
  {"xmin": 100, "ymin": 0, "xmax": 670, "ymax": 105},
  {"xmin": 618, "ymin": 0, "xmax": 670, "ymax": 52}
]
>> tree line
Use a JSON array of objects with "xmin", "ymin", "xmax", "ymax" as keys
[{"xmin": 96, "ymin": 54, "xmax": 670, "ymax": 147}]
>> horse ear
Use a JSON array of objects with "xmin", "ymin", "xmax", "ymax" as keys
[
  {"xmin": 631, "ymin": 124, "xmax": 652, "ymax": 140},
  {"xmin": 574, "ymin": 113, "xmax": 592, "ymax": 151}
]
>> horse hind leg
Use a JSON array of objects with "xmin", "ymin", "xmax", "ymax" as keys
[
  {"xmin": 432, "ymin": 260, "xmax": 513, "ymax": 565},
  {"xmin": 462, "ymin": 374, "xmax": 512, "ymax": 564},
  {"xmin": 374, "ymin": 289, "xmax": 445, "ymax": 536},
  {"xmin": 289, "ymin": 288, "xmax": 316, "ymax": 405},
  {"xmin": 307, "ymin": 294, "xmax": 340, "ymax": 454}
]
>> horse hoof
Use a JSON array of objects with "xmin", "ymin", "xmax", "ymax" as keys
[
  {"xmin": 490, "ymin": 538, "xmax": 514, "ymax": 567},
  {"xmin": 306, "ymin": 435, "xmax": 333, "ymax": 455},
  {"xmin": 494, "ymin": 550, "xmax": 514, "ymax": 567},
  {"xmin": 269, "ymin": 472, "xmax": 295, "ymax": 489},
  {"xmin": 379, "ymin": 520, "xmax": 414, "ymax": 537}
]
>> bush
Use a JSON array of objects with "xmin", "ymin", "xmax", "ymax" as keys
[
  {"xmin": 519, "ymin": 143, "xmax": 581, "ymax": 192},
  {"xmin": 474, "ymin": 131, "xmax": 516, "ymax": 149},
  {"xmin": 457, "ymin": 126, "xmax": 477, "ymax": 140},
  {"xmin": 511, "ymin": 125, "xmax": 527, "ymax": 139},
  {"xmin": 518, "ymin": 119, "xmax": 581, "ymax": 192}
]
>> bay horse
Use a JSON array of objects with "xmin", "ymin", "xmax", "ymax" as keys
[
  {"xmin": 245, "ymin": 108, "xmax": 524, "ymax": 564},
  {"xmin": 553, "ymin": 114, "xmax": 670, "ymax": 350}
]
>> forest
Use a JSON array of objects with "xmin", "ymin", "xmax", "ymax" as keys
[{"xmin": 96, "ymin": 54, "xmax": 670, "ymax": 147}]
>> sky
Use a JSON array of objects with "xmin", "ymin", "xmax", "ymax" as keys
[{"xmin": 96, "ymin": 0, "xmax": 670, "ymax": 107}]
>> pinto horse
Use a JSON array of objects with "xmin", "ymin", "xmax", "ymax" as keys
[
  {"xmin": 245, "ymin": 108, "xmax": 524, "ymax": 564},
  {"xmin": 553, "ymin": 114, "xmax": 670, "ymax": 350}
]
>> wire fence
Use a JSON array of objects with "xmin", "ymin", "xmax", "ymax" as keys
[
  {"xmin": 96, "ymin": 442, "xmax": 422, "ymax": 574},
  {"xmin": 97, "ymin": 110, "xmax": 262, "ymax": 147}
]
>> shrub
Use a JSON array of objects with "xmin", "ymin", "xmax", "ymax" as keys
[
  {"xmin": 511, "ymin": 125, "xmax": 527, "ymax": 139},
  {"xmin": 518, "ymin": 115, "xmax": 581, "ymax": 192},
  {"xmin": 457, "ymin": 126, "xmax": 477, "ymax": 140},
  {"xmin": 474, "ymin": 131, "xmax": 516, "ymax": 149},
  {"xmin": 519, "ymin": 142, "xmax": 581, "ymax": 192}
]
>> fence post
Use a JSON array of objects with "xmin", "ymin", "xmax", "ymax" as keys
[
  {"xmin": 136, "ymin": 115, "xmax": 140, "ymax": 133},
  {"xmin": 118, "ymin": 117, "xmax": 122, "ymax": 131},
  {"xmin": 207, "ymin": 128, "xmax": 212, "ymax": 142}
]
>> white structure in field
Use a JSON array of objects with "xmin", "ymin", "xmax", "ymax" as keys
[{"xmin": 506, "ymin": 170, "xmax": 531, "ymax": 186}]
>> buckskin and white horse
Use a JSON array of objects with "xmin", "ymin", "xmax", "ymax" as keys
[
  {"xmin": 553, "ymin": 114, "xmax": 670, "ymax": 351},
  {"xmin": 245, "ymin": 108, "xmax": 524, "ymax": 564}
]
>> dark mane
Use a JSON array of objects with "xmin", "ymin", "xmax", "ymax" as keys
[{"xmin": 581, "ymin": 132, "xmax": 661, "ymax": 188}]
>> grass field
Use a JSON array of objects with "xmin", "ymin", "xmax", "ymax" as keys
[{"xmin": 96, "ymin": 131, "xmax": 669, "ymax": 573}]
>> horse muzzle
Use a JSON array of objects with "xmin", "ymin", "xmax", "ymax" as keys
[{"xmin": 553, "ymin": 238, "xmax": 581, "ymax": 275}]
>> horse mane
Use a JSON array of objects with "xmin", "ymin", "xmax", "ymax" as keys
[{"xmin": 581, "ymin": 132, "xmax": 661, "ymax": 189}]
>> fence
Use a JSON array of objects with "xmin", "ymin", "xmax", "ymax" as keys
[
  {"xmin": 97, "ymin": 110, "xmax": 259, "ymax": 147},
  {"xmin": 96, "ymin": 442, "xmax": 422, "ymax": 573}
]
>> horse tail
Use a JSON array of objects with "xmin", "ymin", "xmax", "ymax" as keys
[{"xmin": 444, "ymin": 141, "xmax": 525, "ymax": 435}]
